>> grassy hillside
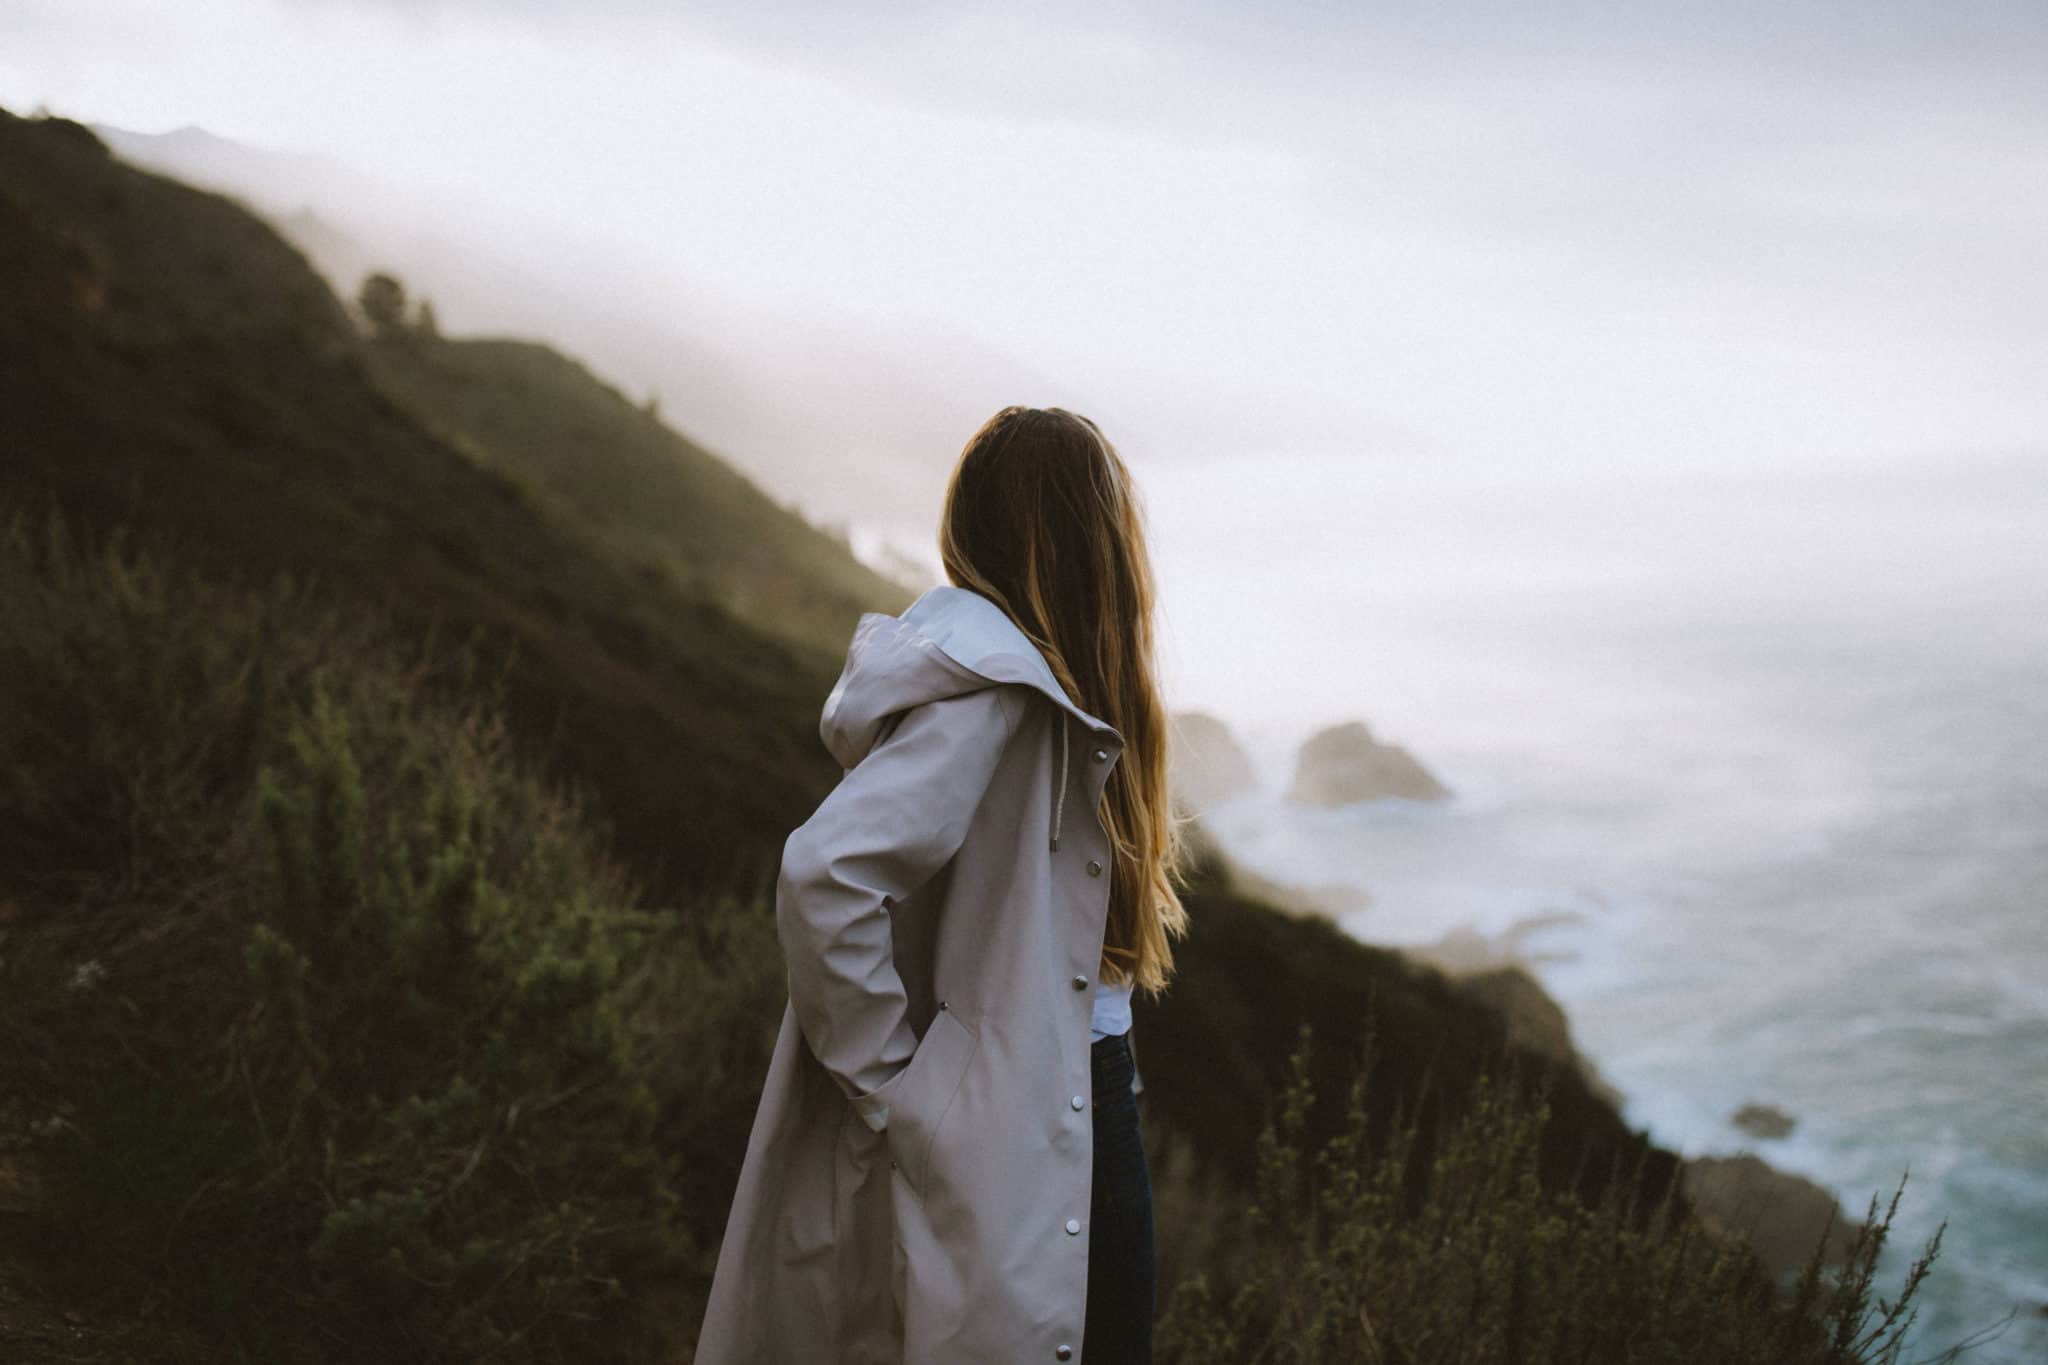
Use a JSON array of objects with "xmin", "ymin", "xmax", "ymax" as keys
[
  {"xmin": 359, "ymin": 329, "xmax": 911, "ymax": 655},
  {"xmin": 0, "ymin": 511, "xmax": 781, "ymax": 1362},
  {"xmin": 0, "ymin": 106, "xmax": 887, "ymax": 901},
  {"xmin": 0, "ymin": 107, "xmax": 1944, "ymax": 1362},
  {"xmin": 0, "ymin": 509, "xmax": 1938, "ymax": 1364}
]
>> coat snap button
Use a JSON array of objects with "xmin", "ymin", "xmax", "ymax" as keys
[
  {"xmin": 1064, "ymin": 1217, "xmax": 1081, "ymax": 1235},
  {"xmin": 1092, "ymin": 747, "xmax": 1108, "ymax": 762},
  {"xmin": 1071, "ymin": 975, "xmax": 1088, "ymax": 991},
  {"xmin": 1086, "ymin": 860, "xmax": 1102, "ymax": 877},
  {"xmin": 1071, "ymin": 1094, "xmax": 1085, "ymax": 1111},
  {"xmin": 1056, "ymin": 1347, "xmax": 1073, "ymax": 1361}
]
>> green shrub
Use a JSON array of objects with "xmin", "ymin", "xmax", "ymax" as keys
[
  {"xmin": 0, "ymin": 506, "xmax": 777, "ymax": 1362},
  {"xmin": 1157, "ymin": 1022, "xmax": 1949, "ymax": 1365}
]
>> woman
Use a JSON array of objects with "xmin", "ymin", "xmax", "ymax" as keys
[{"xmin": 693, "ymin": 406, "xmax": 1193, "ymax": 1363}]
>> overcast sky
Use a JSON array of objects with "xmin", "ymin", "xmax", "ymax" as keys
[{"xmin": 6, "ymin": 0, "xmax": 2045, "ymax": 746}]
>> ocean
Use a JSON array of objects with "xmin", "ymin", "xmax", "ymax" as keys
[{"xmin": 1158, "ymin": 453, "xmax": 2048, "ymax": 1361}]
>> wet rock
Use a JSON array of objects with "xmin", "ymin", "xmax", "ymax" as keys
[
  {"xmin": 1731, "ymin": 1102, "xmax": 1797, "ymax": 1140},
  {"xmin": 1169, "ymin": 710, "xmax": 1259, "ymax": 814},
  {"xmin": 1285, "ymin": 720, "xmax": 1449, "ymax": 807}
]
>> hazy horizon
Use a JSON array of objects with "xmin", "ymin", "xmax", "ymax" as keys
[{"xmin": 7, "ymin": 0, "xmax": 2045, "ymax": 746}]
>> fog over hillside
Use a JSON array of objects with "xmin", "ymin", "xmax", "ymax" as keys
[{"xmin": 13, "ymin": 2, "xmax": 2037, "ymax": 706}]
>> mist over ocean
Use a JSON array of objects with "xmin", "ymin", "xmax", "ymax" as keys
[{"xmin": 1166, "ymin": 454, "xmax": 2048, "ymax": 1362}]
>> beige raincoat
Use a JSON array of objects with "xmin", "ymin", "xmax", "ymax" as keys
[{"xmin": 693, "ymin": 584, "xmax": 1144, "ymax": 1363}]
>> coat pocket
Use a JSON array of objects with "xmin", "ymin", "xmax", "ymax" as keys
[{"xmin": 862, "ymin": 1005, "xmax": 978, "ymax": 1203}]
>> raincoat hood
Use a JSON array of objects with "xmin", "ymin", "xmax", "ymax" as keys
[{"xmin": 822, "ymin": 584, "xmax": 1120, "ymax": 852}]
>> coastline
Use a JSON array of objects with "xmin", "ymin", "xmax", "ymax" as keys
[{"xmin": 1186, "ymin": 818, "xmax": 1865, "ymax": 1283}]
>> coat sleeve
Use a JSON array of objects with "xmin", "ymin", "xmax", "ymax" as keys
[{"xmin": 776, "ymin": 684, "xmax": 1021, "ymax": 1121}]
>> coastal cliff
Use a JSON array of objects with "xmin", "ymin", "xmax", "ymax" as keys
[
  {"xmin": 1177, "ymin": 724, "xmax": 1864, "ymax": 1286},
  {"xmin": 0, "ymin": 108, "xmax": 1924, "ymax": 1362}
]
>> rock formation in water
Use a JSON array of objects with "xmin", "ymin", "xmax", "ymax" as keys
[
  {"xmin": 1168, "ymin": 709, "xmax": 1259, "ymax": 814},
  {"xmin": 1731, "ymin": 1103, "xmax": 1797, "ymax": 1140},
  {"xmin": 1285, "ymin": 719, "xmax": 1450, "ymax": 806}
]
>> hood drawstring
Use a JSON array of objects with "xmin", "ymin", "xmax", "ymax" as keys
[{"xmin": 1050, "ymin": 710, "xmax": 1069, "ymax": 852}]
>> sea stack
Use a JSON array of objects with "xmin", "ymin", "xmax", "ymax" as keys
[
  {"xmin": 1169, "ymin": 710, "xmax": 1259, "ymax": 813},
  {"xmin": 1731, "ymin": 1103, "xmax": 1797, "ymax": 1140},
  {"xmin": 1286, "ymin": 719, "xmax": 1449, "ymax": 806}
]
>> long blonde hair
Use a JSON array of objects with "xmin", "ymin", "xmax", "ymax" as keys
[{"xmin": 938, "ymin": 405, "xmax": 1192, "ymax": 997}]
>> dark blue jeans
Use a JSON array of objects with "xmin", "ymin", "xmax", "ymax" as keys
[{"xmin": 1085, "ymin": 1030, "xmax": 1154, "ymax": 1363}]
